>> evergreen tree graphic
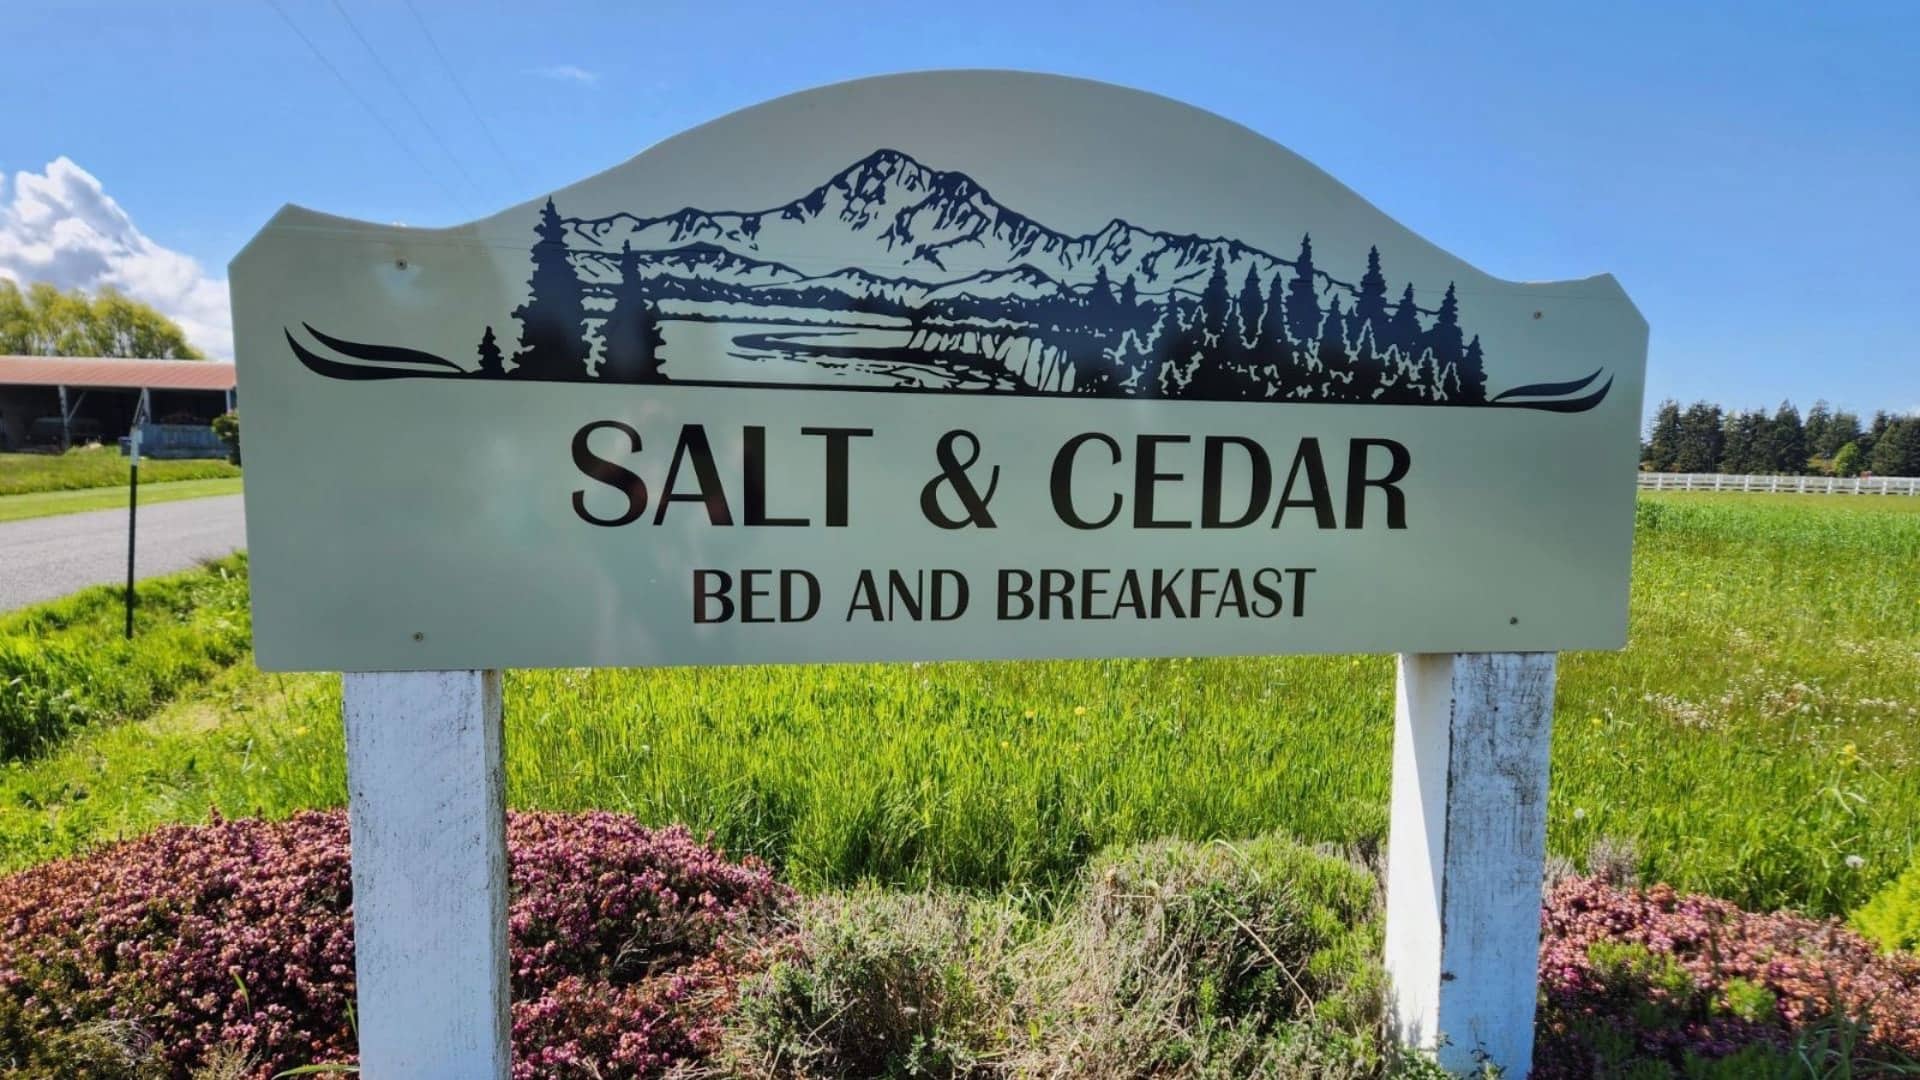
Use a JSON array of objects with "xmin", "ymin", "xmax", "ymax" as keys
[
  {"xmin": 1257, "ymin": 273, "xmax": 1288, "ymax": 361},
  {"xmin": 1422, "ymin": 283, "xmax": 1465, "ymax": 380},
  {"xmin": 1317, "ymin": 296, "xmax": 1352, "ymax": 398},
  {"xmin": 1283, "ymin": 234, "xmax": 1323, "ymax": 347},
  {"xmin": 1198, "ymin": 257, "xmax": 1233, "ymax": 348},
  {"xmin": 510, "ymin": 197, "xmax": 590, "ymax": 381},
  {"xmin": 1458, "ymin": 334, "xmax": 1487, "ymax": 403},
  {"xmin": 475, "ymin": 325, "xmax": 504, "ymax": 377},
  {"xmin": 1385, "ymin": 283, "xmax": 1424, "ymax": 370},
  {"xmin": 1350, "ymin": 246, "xmax": 1390, "ymax": 341},
  {"xmin": 1118, "ymin": 274, "xmax": 1140, "ymax": 314},
  {"xmin": 1234, "ymin": 265, "xmax": 1264, "ymax": 351},
  {"xmin": 599, "ymin": 242, "xmax": 666, "ymax": 383},
  {"xmin": 1088, "ymin": 265, "xmax": 1115, "ymax": 316}
]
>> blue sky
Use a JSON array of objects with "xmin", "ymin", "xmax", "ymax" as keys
[{"xmin": 2, "ymin": 0, "xmax": 1915, "ymax": 418}]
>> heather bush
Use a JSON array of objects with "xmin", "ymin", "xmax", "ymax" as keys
[
  {"xmin": 1535, "ymin": 876, "xmax": 1920, "ymax": 1077},
  {"xmin": 720, "ymin": 889, "xmax": 1028, "ymax": 1077},
  {"xmin": 1853, "ymin": 856, "xmax": 1920, "ymax": 954},
  {"xmin": 719, "ymin": 835, "xmax": 1449, "ymax": 1079},
  {"xmin": 0, "ymin": 810, "xmax": 787, "ymax": 1079}
]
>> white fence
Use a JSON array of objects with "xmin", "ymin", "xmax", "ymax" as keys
[{"xmin": 1639, "ymin": 472, "xmax": 1920, "ymax": 495}]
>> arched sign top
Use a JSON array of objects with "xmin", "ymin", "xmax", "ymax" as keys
[{"xmin": 233, "ymin": 70, "xmax": 1647, "ymax": 671}]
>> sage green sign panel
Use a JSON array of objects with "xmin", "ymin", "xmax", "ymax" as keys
[{"xmin": 231, "ymin": 71, "xmax": 1647, "ymax": 672}]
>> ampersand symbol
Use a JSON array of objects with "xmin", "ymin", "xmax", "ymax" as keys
[{"xmin": 920, "ymin": 429, "xmax": 1000, "ymax": 529}]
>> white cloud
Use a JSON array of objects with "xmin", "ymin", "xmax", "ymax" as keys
[
  {"xmin": 527, "ymin": 64, "xmax": 598, "ymax": 84},
  {"xmin": 0, "ymin": 158, "xmax": 231, "ymax": 359}
]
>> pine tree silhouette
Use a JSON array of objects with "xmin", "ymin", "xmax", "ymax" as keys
[
  {"xmin": 1316, "ymin": 297, "xmax": 1351, "ymax": 398},
  {"xmin": 475, "ymin": 325, "xmax": 504, "ymax": 377},
  {"xmin": 1386, "ymin": 283, "xmax": 1423, "ymax": 360},
  {"xmin": 1198, "ymin": 257, "xmax": 1233, "ymax": 351},
  {"xmin": 1350, "ymin": 246, "xmax": 1390, "ymax": 342},
  {"xmin": 1257, "ymin": 274, "xmax": 1287, "ymax": 362},
  {"xmin": 511, "ymin": 197, "xmax": 590, "ymax": 380},
  {"xmin": 1422, "ymin": 283, "xmax": 1465, "ymax": 378},
  {"xmin": 599, "ymin": 242, "xmax": 666, "ymax": 383},
  {"xmin": 1089, "ymin": 265, "xmax": 1114, "ymax": 317},
  {"xmin": 1458, "ymin": 334, "xmax": 1486, "ymax": 403},
  {"xmin": 1283, "ymin": 235, "xmax": 1322, "ymax": 347},
  {"xmin": 1234, "ymin": 265, "xmax": 1264, "ymax": 351},
  {"xmin": 1118, "ymin": 274, "xmax": 1140, "ymax": 316}
]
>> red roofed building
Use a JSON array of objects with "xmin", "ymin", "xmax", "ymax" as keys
[{"xmin": 0, "ymin": 356, "xmax": 235, "ymax": 454}]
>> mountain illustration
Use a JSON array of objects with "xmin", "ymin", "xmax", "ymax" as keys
[
  {"xmin": 283, "ymin": 148, "xmax": 1612, "ymax": 413},
  {"xmin": 563, "ymin": 149, "xmax": 1324, "ymax": 302}
]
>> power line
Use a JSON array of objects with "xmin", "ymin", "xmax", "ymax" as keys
[
  {"xmin": 325, "ymin": 0, "xmax": 491, "ymax": 207},
  {"xmin": 400, "ymin": 0, "xmax": 529, "ymax": 192},
  {"xmin": 260, "ymin": 0, "xmax": 474, "ymax": 216}
]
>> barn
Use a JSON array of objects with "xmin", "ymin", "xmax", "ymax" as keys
[{"xmin": 0, "ymin": 356, "xmax": 236, "ymax": 456}]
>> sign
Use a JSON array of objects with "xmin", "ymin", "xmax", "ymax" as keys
[{"xmin": 232, "ymin": 70, "xmax": 1646, "ymax": 672}]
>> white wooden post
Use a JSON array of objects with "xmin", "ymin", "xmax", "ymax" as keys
[
  {"xmin": 1385, "ymin": 652, "xmax": 1558, "ymax": 1077},
  {"xmin": 343, "ymin": 670, "xmax": 511, "ymax": 1079}
]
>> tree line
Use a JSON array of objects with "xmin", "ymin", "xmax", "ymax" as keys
[
  {"xmin": 0, "ymin": 281, "xmax": 203, "ymax": 359},
  {"xmin": 1061, "ymin": 240, "xmax": 1486, "ymax": 403},
  {"xmin": 1642, "ymin": 399, "xmax": 1920, "ymax": 477}
]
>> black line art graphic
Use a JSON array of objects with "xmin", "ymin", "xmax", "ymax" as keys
[{"xmin": 286, "ymin": 149, "xmax": 1611, "ymax": 411}]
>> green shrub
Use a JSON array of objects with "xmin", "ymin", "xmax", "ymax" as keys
[
  {"xmin": 210, "ymin": 410, "xmax": 239, "ymax": 465},
  {"xmin": 723, "ymin": 889, "xmax": 1028, "ymax": 1077},
  {"xmin": 1853, "ymin": 856, "xmax": 1920, "ymax": 953},
  {"xmin": 719, "ymin": 834, "xmax": 1447, "ymax": 1079}
]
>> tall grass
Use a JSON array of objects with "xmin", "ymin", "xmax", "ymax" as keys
[
  {"xmin": 2, "ymin": 495, "xmax": 1915, "ymax": 917},
  {"xmin": 0, "ymin": 446, "xmax": 238, "ymax": 496},
  {"xmin": 0, "ymin": 555, "xmax": 251, "ymax": 758}
]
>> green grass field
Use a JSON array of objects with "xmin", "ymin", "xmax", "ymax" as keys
[
  {"xmin": 0, "ymin": 493, "xmax": 1915, "ymax": 922},
  {"xmin": 0, "ymin": 447, "xmax": 239, "ymax": 496},
  {"xmin": 0, "ymin": 475, "xmax": 244, "ymax": 522}
]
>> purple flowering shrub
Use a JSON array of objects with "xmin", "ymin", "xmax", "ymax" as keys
[
  {"xmin": 1535, "ymin": 876, "xmax": 1920, "ymax": 1076},
  {"xmin": 0, "ymin": 810, "xmax": 788, "ymax": 1078}
]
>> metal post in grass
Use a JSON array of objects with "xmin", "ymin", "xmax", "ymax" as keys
[
  {"xmin": 124, "ymin": 389, "xmax": 149, "ymax": 641},
  {"xmin": 1384, "ymin": 652, "xmax": 1558, "ymax": 1074},
  {"xmin": 342, "ymin": 670, "xmax": 510, "ymax": 1079}
]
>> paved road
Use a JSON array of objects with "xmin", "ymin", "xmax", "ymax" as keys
[{"xmin": 0, "ymin": 495, "xmax": 246, "ymax": 611}]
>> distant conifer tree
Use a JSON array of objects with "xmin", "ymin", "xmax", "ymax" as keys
[
  {"xmin": 599, "ymin": 242, "xmax": 665, "ymax": 383},
  {"xmin": 1765, "ymin": 400, "xmax": 1807, "ymax": 473},
  {"xmin": 1118, "ymin": 274, "xmax": 1140, "ymax": 314},
  {"xmin": 475, "ymin": 325, "xmax": 504, "ymax": 377},
  {"xmin": 1643, "ymin": 399, "xmax": 1683, "ymax": 470},
  {"xmin": 511, "ymin": 198, "xmax": 590, "ymax": 380}
]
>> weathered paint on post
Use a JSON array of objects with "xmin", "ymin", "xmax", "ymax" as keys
[
  {"xmin": 1384, "ymin": 652, "xmax": 1558, "ymax": 1076},
  {"xmin": 343, "ymin": 670, "xmax": 510, "ymax": 1078}
]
